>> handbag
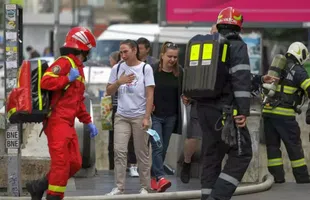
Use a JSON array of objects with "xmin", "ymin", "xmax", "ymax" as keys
[{"xmin": 100, "ymin": 95, "xmax": 113, "ymax": 130}]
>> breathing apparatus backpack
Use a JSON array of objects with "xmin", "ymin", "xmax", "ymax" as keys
[
  {"xmin": 263, "ymin": 55, "xmax": 305, "ymax": 114},
  {"xmin": 182, "ymin": 32, "xmax": 230, "ymax": 100},
  {"xmin": 7, "ymin": 56, "xmax": 76, "ymax": 124},
  {"xmin": 262, "ymin": 54, "xmax": 287, "ymax": 105},
  {"xmin": 7, "ymin": 59, "xmax": 51, "ymax": 124}
]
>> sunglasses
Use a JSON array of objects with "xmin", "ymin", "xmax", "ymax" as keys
[{"xmin": 165, "ymin": 42, "xmax": 178, "ymax": 49}]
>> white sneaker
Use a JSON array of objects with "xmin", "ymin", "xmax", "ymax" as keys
[
  {"xmin": 139, "ymin": 188, "xmax": 148, "ymax": 194},
  {"xmin": 129, "ymin": 166, "xmax": 139, "ymax": 177},
  {"xmin": 105, "ymin": 187, "xmax": 124, "ymax": 196}
]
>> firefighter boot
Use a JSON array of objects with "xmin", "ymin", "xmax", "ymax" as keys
[
  {"xmin": 180, "ymin": 162, "xmax": 191, "ymax": 183},
  {"xmin": 26, "ymin": 176, "xmax": 48, "ymax": 200},
  {"xmin": 46, "ymin": 194, "xmax": 62, "ymax": 200},
  {"xmin": 296, "ymin": 176, "xmax": 310, "ymax": 184},
  {"xmin": 293, "ymin": 166, "xmax": 310, "ymax": 184}
]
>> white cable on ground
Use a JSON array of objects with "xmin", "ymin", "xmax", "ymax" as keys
[{"xmin": 0, "ymin": 174, "xmax": 274, "ymax": 200}]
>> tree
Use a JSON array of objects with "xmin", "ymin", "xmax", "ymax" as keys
[
  {"xmin": 123, "ymin": 0, "xmax": 158, "ymax": 23},
  {"xmin": 0, "ymin": 0, "xmax": 4, "ymax": 29}
]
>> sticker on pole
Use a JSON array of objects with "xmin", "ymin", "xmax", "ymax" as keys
[
  {"xmin": 6, "ymin": 4, "xmax": 16, "ymax": 10},
  {"xmin": 6, "ymin": 139, "xmax": 19, "ymax": 149},
  {"xmin": 6, "ymin": 126, "xmax": 19, "ymax": 149}
]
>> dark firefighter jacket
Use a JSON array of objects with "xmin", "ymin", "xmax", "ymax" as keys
[
  {"xmin": 225, "ymin": 35, "xmax": 252, "ymax": 116},
  {"xmin": 197, "ymin": 34, "xmax": 252, "ymax": 116},
  {"xmin": 256, "ymin": 58, "xmax": 310, "ymax": 118}
]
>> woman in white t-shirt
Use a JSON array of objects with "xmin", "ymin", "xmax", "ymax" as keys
[{"xmin": 106, "ymin": 39, "xmax": 155, "ymax": 195}]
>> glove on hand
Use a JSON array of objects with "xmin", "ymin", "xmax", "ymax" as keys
[
  {"xmin": 87, "ymin": 123, "xmax": 98, "ymax": 138},
  {"xmin": 221, "ymin": 116, "xmax": 246, "ymax": 147},
  {"xmin": 68, "ymin": 68, "xmax": 80, "ymax": 82},
  {"xmin": 221, "ymin": 116, "xmax": 237, "ymax": 146}
]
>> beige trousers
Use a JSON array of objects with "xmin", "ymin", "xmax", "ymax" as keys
[{"xmin": 114, "ymin": 113, "xmax": 151, "ymax": 190}]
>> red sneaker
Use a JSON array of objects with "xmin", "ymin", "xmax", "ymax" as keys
[
  {"xmin": 151, "ymin": 178, "xmax": 158, "ymax": 191},
  {"xmin": 157, "ymin": 178, "xmax": 171, "ymax": 192}
]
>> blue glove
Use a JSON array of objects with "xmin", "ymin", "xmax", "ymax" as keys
[
  {"xmin": 87, "ymin": 123, "xmax": 98, "ymax": 138},
  {"xmin": 68, "ymin": 68, "xmax": 80, "ymax": 82},
  {"xmin": 146, "ymin": 129, "xmax": 162, "ymax": 147}
]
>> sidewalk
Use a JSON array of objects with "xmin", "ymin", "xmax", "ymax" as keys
[
  {"xmin": 232, "ymin": 183, "xmax": 310, "ymax": 200},
  {"xmin": 66, "ymin": 170, "xmax": 201, "ymax": 196},
  {"xmin": 1, "ymin": 170, "xmax": 309, "ymax": 199},
  {"xmin": 64, "ymin": 171, "xmax": 309, "ymax": 200}
]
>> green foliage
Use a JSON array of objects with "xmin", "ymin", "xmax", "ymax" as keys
[
  {"xmin": 0, "ymin": 1, "xmax": 4, "ymax": 29},
  {"xmin": 123, "ymin": 0, "xmax": 158, "ymax": 23}
]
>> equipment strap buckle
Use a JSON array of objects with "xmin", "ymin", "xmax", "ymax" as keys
[{"xmin": 223, "ymin": 105, "xmax": 234, "ymax": 115}]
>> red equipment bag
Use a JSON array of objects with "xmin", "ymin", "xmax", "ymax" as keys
[{"xmin": 7, "ymin": 59, "xmax": 51, "ymax": 123}]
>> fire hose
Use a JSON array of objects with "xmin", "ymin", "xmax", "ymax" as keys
[{"xmin": 0, "ymin": 174, "xmax": 274, "ymax": 200}]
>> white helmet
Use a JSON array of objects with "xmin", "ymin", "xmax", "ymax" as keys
[{"xmin": 286, "ymin": 42, "xmax": 309, "ymax": 65}]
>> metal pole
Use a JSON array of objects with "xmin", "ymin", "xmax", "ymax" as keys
[
  {"xmin": 77, "ymin": 0, "xmax": 80, "ymax": 25},
  {"xmin": 53, "ymin": 0, "xmax": 60, "ymax": 58},
  {"xmin": 157, "ymin": 0, "xmax": 161, "ymax": 24},
  {"xmin": 4, "ymin": 3, "xmax": 22, "ymax": 196},
  {"xmin": 72, "ymin": 0, "xmax": 76, "ymax": 27}
]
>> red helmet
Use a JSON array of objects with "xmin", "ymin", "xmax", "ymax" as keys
[
  {"xmin": 216, "ymin": 7, "xmax": 243, "ymax": 29},
  {"xmin": 63, "ymin": 27, "xmax": 96, "ymax": 51}
]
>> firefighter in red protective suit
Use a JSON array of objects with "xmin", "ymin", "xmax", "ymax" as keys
[{"xmin": 25, "ymin": 27, "xmax": 98, "ymax": 200}]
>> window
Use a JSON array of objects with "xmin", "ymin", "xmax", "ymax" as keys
[
  {"xmin": 88, "ymin": 0, "xmax": 105, "ymax": 7},
  {"xmin": 117, "ymin": 0, "xmax": 129, "ymax": 8},
  {"xmin": 88, "ymin": 40, "xmax": 121, "ymax": 66},
  {"xmin": 37, "ymin": 0, "xmax": 53, "ymax": 13},
  {"xmin": 117, "ymin": 0, "xmax": 126, "ymax": 4}
]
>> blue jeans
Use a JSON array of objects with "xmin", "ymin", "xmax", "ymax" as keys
[{"xmin": 150, "ymin": 115, "xmax": 177, "ymax": 179}]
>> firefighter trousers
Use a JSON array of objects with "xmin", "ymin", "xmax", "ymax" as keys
[
  {"xmin": 264, "ymin": 116, "xmax": 309, "ymax": 183},
  {"xmin": 197, "ymin": 103, "xmax": 252, "ymax": 200},
  {"xmin": 45, "ymin": 120, "xmax": 82, "ymax": 199}
]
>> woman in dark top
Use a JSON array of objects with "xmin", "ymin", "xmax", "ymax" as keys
[{"xmin": 150, "ymin": 41, "xmax": 183, "ymax": 192}]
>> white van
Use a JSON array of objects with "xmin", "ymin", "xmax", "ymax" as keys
[
  {"xmin": 85, "ymin": 24, "xmax": 211, "ymax": 98},
  {"xmin": 88, "ymin": 23, "xmax": 212, "ymax": 68}
]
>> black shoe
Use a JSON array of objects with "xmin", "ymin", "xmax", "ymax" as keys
[
  {"xmin": 46, "ymin": 194, "xmax": 62, "ymax": 200},
  {"xmin": 180, "ymin": 162, "xmax": 191, "ymax": 183},
  {"xmin": 26, "ymin": 176, "xmax": 48, "ymax": 200},
  {"xmin": 201, "ymin": 194, "xmax": 210, "ymax": 200},
  {"xmin": 296, "ymin": 177, "xmax": 310, "ymax": 184},
  {"xmin": 274, "ymin": 179, "xmax": 285, "ymax": 184}
]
